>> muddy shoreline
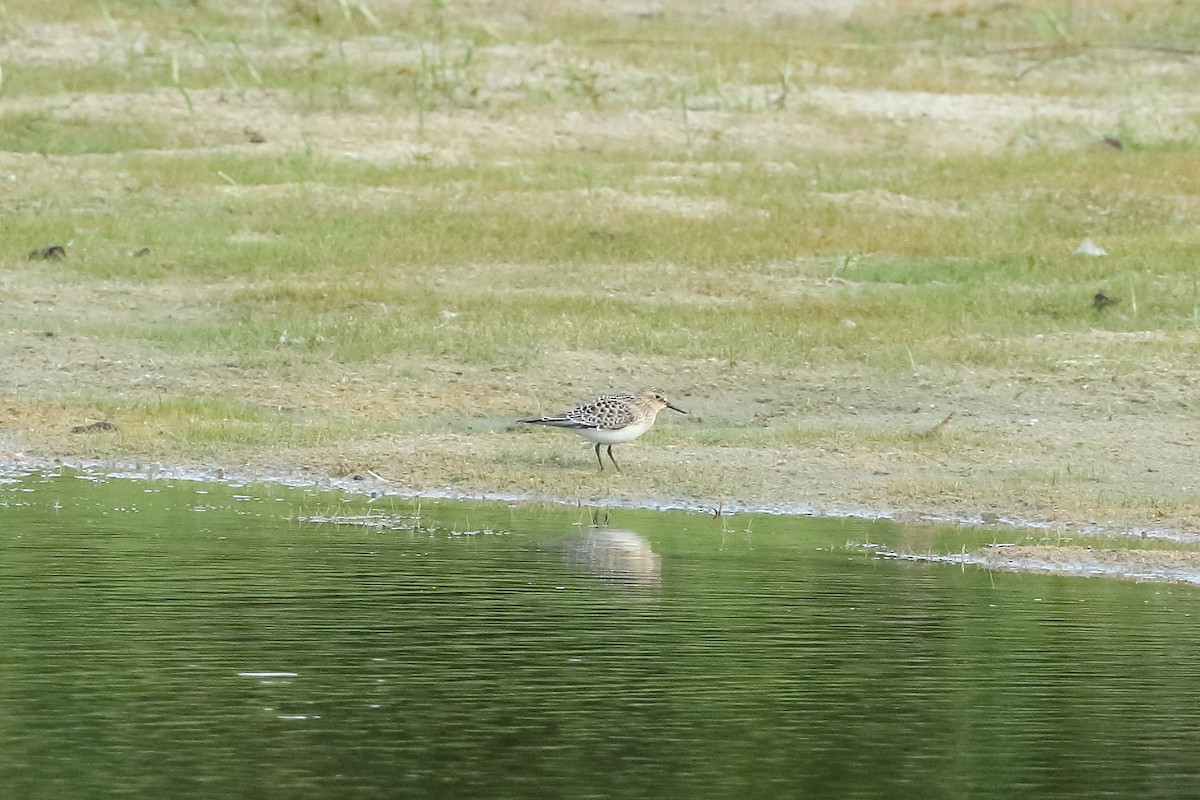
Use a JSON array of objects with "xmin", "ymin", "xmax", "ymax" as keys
[{"xmin": 8, "ymin": 455, "xmax": 1200, "ymax": 586}]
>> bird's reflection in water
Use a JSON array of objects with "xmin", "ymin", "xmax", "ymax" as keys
[{"xmin": 563, "ymin": 529, "xmax": 662, "ymax": 588}]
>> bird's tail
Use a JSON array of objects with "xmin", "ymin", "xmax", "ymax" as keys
[{"xmin": 518, "ymin": 416, "xmax": 589, "ymax": 429}]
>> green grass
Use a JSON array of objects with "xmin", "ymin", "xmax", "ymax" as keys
[
  {"xmin": 12, "ymin": 142, "xmax": 1194, "ymax": 280},
  {"xmin": 0, "ymin": 111, "xmax": 187, "ymax": 154}
]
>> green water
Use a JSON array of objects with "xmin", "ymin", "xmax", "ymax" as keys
[{"xmin": 2, "ymin": 471, "xmax": 1200, "ymax": 799}]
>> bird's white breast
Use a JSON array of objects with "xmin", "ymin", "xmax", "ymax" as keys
[{"xmin": 571, "ymin": 417, "xmax": 655, "ymax": 445}]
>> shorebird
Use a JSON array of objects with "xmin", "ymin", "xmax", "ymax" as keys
[{"xmin": 519, "ymin": 387, "xmax": 687, "ymax": 472}]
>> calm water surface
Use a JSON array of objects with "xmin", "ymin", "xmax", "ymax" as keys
[{"xmin": 2, "ymin": 470, "xmax": 1200, "ymax": 799}]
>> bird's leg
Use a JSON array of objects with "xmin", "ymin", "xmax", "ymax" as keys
[
  {"xmin": 594, "ymin": 443, "xmax": 605, "ymax": 471},
  {"xmin": 606, "ymin": 445, "xmax": 622, "ymax": 473}
]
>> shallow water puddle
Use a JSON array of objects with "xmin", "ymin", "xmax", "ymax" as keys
[{"xmin": 3, "ymin": 470, "xmax": 1200, "ymax": 799}]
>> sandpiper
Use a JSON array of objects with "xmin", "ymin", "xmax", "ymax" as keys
[{"xmin": 519, "ymin": 387, "xmax": 687, "ymax": 472}]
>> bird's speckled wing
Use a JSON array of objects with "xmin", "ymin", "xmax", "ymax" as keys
[
  {"xmin": 567, "ymin": 392, "xmax": 638, "ymax": 430},
  {"xmin": 520, "ymin": 391, "xmax": 638, "ymax": 430}
]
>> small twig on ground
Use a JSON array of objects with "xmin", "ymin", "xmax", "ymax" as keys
[{"xmin": 918, "ymin": 412, "xmax": 955, "ymax": 439}]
